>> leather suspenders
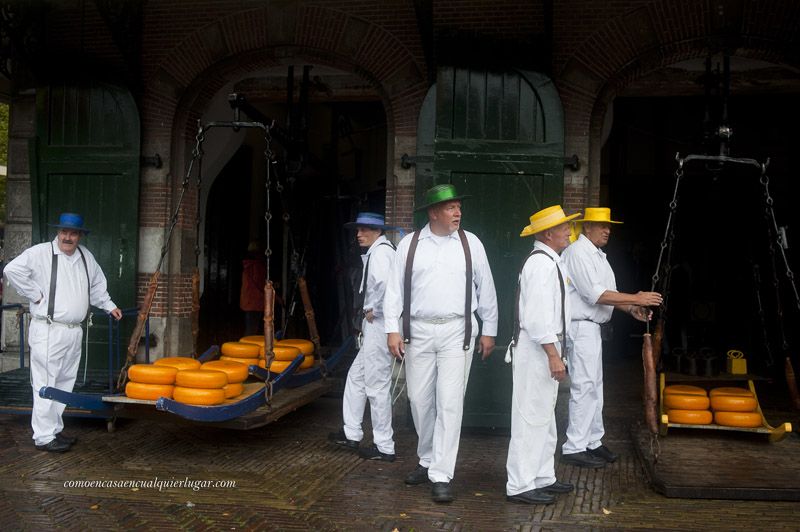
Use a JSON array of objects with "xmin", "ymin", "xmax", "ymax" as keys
[
  {"xmin": 47, "ymin": 242, "xmax": 91, "ymax": 322},
  {"xmin": 511, "ymin": 249, "xmax": 566, "ymax": 347},
  {"xmin": 402, "ymin": 228, "xmax": 473, "ymax": 351}
]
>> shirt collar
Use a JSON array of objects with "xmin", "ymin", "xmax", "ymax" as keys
[
  {"xmin": 51, "ymin": 237, "xmax": 81, "ymax": 261},
  {"xmin": 419, "ymin": 223, "xmax": 459, "ymax": 241},
  {"xmin": 365, "ymin": 234, "xmax": 389, "ymax": 255},
  {"xmin": 533, "ymin": 239, "xmax": 562, "ymax": 262},
  {"xmin": 578, "ymin": 234, "xmax": 606, "ymax": 259}
]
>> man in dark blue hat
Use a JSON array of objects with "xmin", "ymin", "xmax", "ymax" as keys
[
  {"xmin": 4, "ymin": 212, "xmax": 122, "ymax": 452},
  {"xmin": 329, "ymin": 212, "xmax": 398, "ymax": 461}
]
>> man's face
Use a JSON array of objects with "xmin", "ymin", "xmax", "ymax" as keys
[
  {"xmin": 57, "ymin": 229, "xmax": 82, "ymax": 255},
  {"xmin": 356, "ymin": 226, "xmax": 382, "ymax": 248},
  {"xmin": 429, "ymin": 200, "xmax": 462, "ymax": 234},
  {"xmin": 584, "ymin": 221, "xmax": 611, "ymax": 248},
  {"xmin": 544, "ymin": 222, "xmax": 572, "ymax": 253}
]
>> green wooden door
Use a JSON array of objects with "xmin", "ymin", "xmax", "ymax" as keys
[
  {"xmin": 416, "ymin": 68, "xmax": 565, "ymax": 428},
  {"xmin": 30, "ymin": 81, "xmax": 140, "ymax": 371}
]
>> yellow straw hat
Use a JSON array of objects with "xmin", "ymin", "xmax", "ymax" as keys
[
  {"xmin": 520, "ymin": 205, "xmax": 581, "ymax": 237},
  {"xmin": 569, "ymin": 207, "xmax": 622, "ymax": 242}
]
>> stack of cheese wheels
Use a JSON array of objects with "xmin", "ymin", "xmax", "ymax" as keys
[
  {"xmin": 201, "ymin": 360, "xmax": 249, "ymax": 399},
  {"xmin": 663, "ymin": 384, "xmax": 712, "ymax": 425},
  {"xmin": 173, "ymin": 369, "xmax": 228, "ymax": 405},
  {"xmin": 710, "ymin": 387, "xmax": 761, "ymax": 428},
  {"xmin": 153, "ymin": 356, "xmax": 202, "ymax": 371},
  {"xmin": 219, "ymin": 341, "xmax": 261, "ymax": 368},
  {"xmin": 238, "ymin": 336, "xmax": 314, "ymax": 372},
  {"xmin": 125, "ymin": 364, "xmax": 178, "ymax": 400}
]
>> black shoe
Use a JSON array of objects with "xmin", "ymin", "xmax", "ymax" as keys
[
  {"xmin": 431, "ymin": 482, "xmax": 454, "ymax": 503},
  {"xmin": 540, "ymin": 480, "xmax": 574, "ymax": 494},
  {"xmin": 560, "ymin": 451, "xmax": 606, "ymax": 468},
  {"xmin": 587, "ymin": 445, "xmax": 618, "ymax": 463},
  {"xmin": 327, "ymin": 429, "xmax": 359, "ymax": 450},
  {"xmin": 358, "ymin": 444, "xmax": 396, "ymax": 462},
  {"xmin": 506, "ymin": 489, "xmax": 556, "ymax": 505},
  {"xmin": 404, "ymin": 464, "xmax": 430, "ymax": 485},
  {"xmin": 55, "ymin": 432, "xmax": 77, "ymax": 445},
  {"xmin": 34, "ymin": 439, "xmax": 71, "ymax": 453}
]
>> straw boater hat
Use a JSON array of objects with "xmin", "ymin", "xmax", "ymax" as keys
[
  {"xmin": 570, "ymin": 207, "xmax": 622, "ymax": 242},
  {"xmin": 343, "ymin": 212, "xmax": 397, "ymax": 230},
  {"xmin": 520, "ymin": 205, "xmax": 581, "ymax": 237},
  {"xmin": 49, "ymin": 212, "xmax": 90, "ymax": 235},
  {"xmin": 414, "ymin": 184, "xmax": 470, "ymax": 212}
]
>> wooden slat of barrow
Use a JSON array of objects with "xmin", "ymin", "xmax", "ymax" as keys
[{"xmin": 102, "ymin": 382, "xmax": 264, "ymax": 405}]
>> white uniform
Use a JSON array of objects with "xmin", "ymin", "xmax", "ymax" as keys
[
  {"xmin": 506, "ymin": 240, "xmax": 571, "ymax": 496},
  {"xmin": 4, "ymin": 238, "xmax": 117, "ymax": 446},
  {"xmin": 342, "ymin": 235, "xmax": 396, "ymax": 454},
  {"xmin": 560, "ymin": 233, "xmax": 615, "ymax": 455},
  {"xmin": 384, "ymin": 223, "xmax": 498, "ymax": 483}
]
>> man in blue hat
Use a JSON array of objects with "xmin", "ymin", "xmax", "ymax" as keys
[
  {"xmin": 384, "ymin": 184, "xmax": 498, "ymax": 503},
  {"xmin": 4, "ymin": 212, "xmax": 122, "ymax": 452},
  {"xmin": 329, "ymin": 212, "xmax": 398, "ymax": 461}
]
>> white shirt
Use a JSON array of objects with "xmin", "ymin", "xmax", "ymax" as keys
[
  {"xmin": 561, "ymin": 233, "xmax": 616, "ymax": 324},
  {"xmin": 519, "ymin": 240, "xmax": 572, "ymax": 345},
  {"xmin": 4, "ymin": 238, "xmax": 118, "ymax": 323},
  {"xmin": 359, "ymin": 234, "xmax": 395, "ymax": 319},
  {"xmin": 384, "ymin": 223, "xmax": 498, "ymax": 336}
]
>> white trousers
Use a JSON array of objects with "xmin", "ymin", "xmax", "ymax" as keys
[
  {"xmin": 562, "ymin": 320, "xmax": 604, "ymax": 455},
  {"xmin": 342, "ymin": 317, "xmax": 395, "ymax": 454},
  {"xmin": 405, "ymin": 317, "xmax": 476, "ymax": 483},
  {"xmin": 506, "ymin": 335, "xmax": 559, "ymax": 495},
  {"xmin": 28, "ymin": 320, "xmax": 83, "ymax": 445}
]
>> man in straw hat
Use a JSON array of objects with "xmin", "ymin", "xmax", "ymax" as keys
[
  {"xmin": 329, "ymin": 212, "xmax": 398, "ymax": 462},
  {"xmin": 3, "ymin": 213, "xmax": 122, "ymax": 453},
  {"xmin": 384, "ymin": 184, "xmax": 498, "ymax": 503},
  {"xmin": 560, "ymin": 207, "xmax": 662, "ymax": 468},
  {"xmin": 505, "ymin": 205, "xmax": 579, "ymax": 505}
]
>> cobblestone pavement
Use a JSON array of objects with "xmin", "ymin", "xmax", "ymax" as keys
[{"xmin": 1, "ymin": 355, "xmax": 798, "ymax": 531}]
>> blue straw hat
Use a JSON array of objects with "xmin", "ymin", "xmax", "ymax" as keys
[
  {"xmin": 344, "ymin": 212, "xmax": 397, "ymax": 230},
  {"xmin": 49, "ymin": 212, "xmax": 90, "ymax": 234}
]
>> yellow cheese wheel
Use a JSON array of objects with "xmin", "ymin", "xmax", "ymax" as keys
[
  {"xmin": 153, "ymin": 357, "xmax": 201, "ymax": 371},
  {"xmin": 220, "ymin": 355, "xmax": 258, "ymax": 366},
  {"xmin": 710, "ymin": 395, "xmax": 757, "ymax": 412},
  {"xmin": 239, "ymin": 335, "xmax": 265, "ymax": 346},
  {"xmin": 667, "ymin": 409, "xmax": 712, "ymax": 425},
  {"xmin": 128, "ymin": 364, "xmax": 177, "ymax": 385},
  {"xmin": 663, "ymin": 393, "xmax": 710, "ymax": 410},
  {"xmin": 709, "ymin": 387, "xmax": 753, "ymax": 397},
  {"xmin": 266, "ymin": 355, "xmax": 314, "ymax": 373},
  {"xmin": 714, "ymin": 411, "xmax": 762, "ymax": 428},
  {"xmin": 125, "ymin": 382, "xmax": 174, "ymax": 400},
  {"xmin": 200, "ymin": 360, "xmax": 249, "ymax": 383},
  {"xmin": 223, "ymin": 382, "xmax": 244, "ymax": 399},
  {"xmin": 173, "ymin": 386, "xmax": 226, "ymax": 406},
  {"xmin": 220, "ymin": 342, "xmax": 260, "ymax": 358},
  {"xmin": 276, "ymin": 339, "xmax": 315, "ymax": 356},
  {"xmin": 261, "ymin": 345, "xmax": 302, "ymax": 361},
  {"xmin": 663, "ymin": 384, "xmax": 707, "ymax": 396},
  {"xmin": 175, "ymin": 369, "xmax": 228, "ymax": 389}
]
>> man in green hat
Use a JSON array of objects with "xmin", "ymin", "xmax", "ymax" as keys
[{"xmin": 384, "ymin": 184, "xmax": 498, "ymax": 503}]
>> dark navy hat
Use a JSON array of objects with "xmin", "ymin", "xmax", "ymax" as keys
[{"xmin": 49, "ymin": 212, "xmax": 90, "ymax": 234}]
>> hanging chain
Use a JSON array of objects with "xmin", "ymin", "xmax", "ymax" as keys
[
  {"xmin": 194, "ymin": 119, "xmax": 204, "ymax": 266},
  {"xmin": 651, "ymin": 156, "xmax": 684, "ymax": 293},
  {"xmin": 263, "ymin": 123, "xmax": 274, "ymax": 280},
  {"xmin": 752, "ymin": 264, "xmax": 775, "ymax": 367}
]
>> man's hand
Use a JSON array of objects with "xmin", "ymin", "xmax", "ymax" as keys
[
  {"xmin": 548, "ymin": 354, "xmax": 567, "ymax": 382},
  {"xmin": 635, "ymin": 291, "xmax": 663, "ymax": 307},
  {"xmin": 630, "ymin": 305, "xmax": 653, "ymax": 322},
  {"xmin": 365, "ymin": 310, "xmax": 374, "ymax": 323},
  {"xmin": 478, "ymin": 335, "xmax": 495, "ymax": 360},
  {"xmin": 110, "ymin": 308, "xmax": 123, "ymax": 321},
  {"xmin": 387, "ymin": 332, "xmax": 405, "ymax": 360}
]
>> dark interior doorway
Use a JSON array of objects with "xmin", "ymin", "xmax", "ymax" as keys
[{"xmin": 602, "ymin": 94, "xmax": 800, "ymax": 383}]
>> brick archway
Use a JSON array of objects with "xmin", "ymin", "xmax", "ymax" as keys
[{"xmin": 556, "ymin": 0, "xmax": 800, "ymax": 209}]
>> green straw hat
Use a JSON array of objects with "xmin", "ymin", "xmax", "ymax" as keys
[{"xmin": 414, "ymin": 184, "xmax": 470, "ymax": 211}]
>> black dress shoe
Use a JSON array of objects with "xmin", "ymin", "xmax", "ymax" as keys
[
  {"xmin": 404, "ymin": 464, "xmax": 429, "ymax": 485},
  {"xmin": 431, "ymin": 482, "xmax": 454, "ymax": 503},
  {"xmin": 55, "ymin": 432, "xmax": 77, "ymax": 445},
  {"xmin": 541, "ymin": 480, "xmax": 574, "ymax": 494},
  {"xmin": 560, "ymin": 451, "xmax": 606, "ymax": 468},
  {"xmin": 587, "ymin": 445, "xmax": 618, "ymax": 463},
  {"xmin": 34, "ymin": 439, "xmax": 71, "ymax": 453},
  {"xmin": 327, "ymin": 429, "xmax": 359, "ymax": 450},
  {"xmin": 358, "ymin": 444, "xmax": 396, "ymax": 462},
  {"xmin": 506, "ymin": 489, "xmax": 556, "ymax": 505}
]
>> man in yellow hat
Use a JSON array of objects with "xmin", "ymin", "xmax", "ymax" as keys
[
  {"xmin": 560, "ymin": 207, "xmax": 662, "ymax": 468},
  {"xmin": 505, "ymin": 205, "xmax": 579, "ymax": 505},
  {"xmin": 384, "ymin": 184, "xmax": 498, "ymax": 503}
]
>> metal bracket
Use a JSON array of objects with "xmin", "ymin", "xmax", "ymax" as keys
[
  {"xmin": 141, "ymin": 153, "xmax": 162, "ymax": 168},
  {"xmin": 400, "ymin": 153, "xmax": 434, "ymax": 169},
  {"xmin": 563, "ymin": 154, "xmax": 580, "ymax": 171}
]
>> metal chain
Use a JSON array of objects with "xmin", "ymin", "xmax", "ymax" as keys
[
  {"xmin": 263, "ymin": 124, "xmax": 274, "ymax": 280},
  {"xmin": 650, "ymin": 155, "xmax": 684, "ymax": 293},
  {"xmin": 751, "ymin": 264, "xmax": 775, "ymax": 367},
  {"xmin": 194, "ymin": 120, "xmax": 204, "ymax": 266}
]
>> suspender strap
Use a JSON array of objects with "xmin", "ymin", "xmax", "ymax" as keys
[
  {"xmin": 78, "ymin": 247, "xmax": 92, "ymax": 321},
  {"xmin": 47, "ymin": 244, "xmax": 58, "ymax": 320},
  {"xmin": 512, "ymin": 249, "xmax": 566, "ymax": 346},
  {"xmin": 402, "ymin": 231, "xmax": 421, "ymax": 343},
  {"xmin": 457, "ymin": 228, "xmax": 473, "ymax": 350}
]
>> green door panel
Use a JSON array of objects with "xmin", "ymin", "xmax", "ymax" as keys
[
  {"xmin": 417, "ymin": 67, "xmax": 565, "ymax": 428},
  {"xmin": 30, "ymin": 81, "xmax": 140, "ymax": 371}
]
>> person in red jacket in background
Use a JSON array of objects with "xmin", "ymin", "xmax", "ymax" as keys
[{"xmin": 240, "ymin": 241, "xmax": 267, "ymax": 336}]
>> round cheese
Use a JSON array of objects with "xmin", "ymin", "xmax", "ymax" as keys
[
  {"xmin": 710, "ymin": 395, "xmax": 757, "ymax": 412},
  {"xmin": 128, "ymin": 364, "xmax": 177, "ymax": 385},
  {"xmin": 220, "ymin": 342, "xmax": 260, "ymax": 358},
  {"xmin": 275, "ymin": 339, "xmax": 315, "ymax": 356},
  {"xmin": 714, "ymin": 411, "xmax": 762, "ymax": 428},
  {"xmin": 175, "ymin": 369, "xmax": 228, "ymax": 389},
  {"xmin": 709, "ymin": 387, "xmax": 753, "ymax": 398},
  {"xmin": 222, "ymin": 382, "xmax": 244, "ymax": 399},
  {"xmin": 125, "ymin": 382, "xmax": 174, "ymax": 400},
  {"xmin": 173, "ymin": 386, "xmax": 226, "ymax": 406},
  {"xmin": 667, "ymin": 409, "xmax": 712, "ymax": 425},
  {"xmin": 663, "ymin": 384, "xmax": 707, "ymax": 396},
  {"xmin": 663, "ymin": 393, "xmax": 710, "ymax": 410},
  {"xmin": 153, "ymin": 357, "xmax": 201, "ymax": 371}
]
